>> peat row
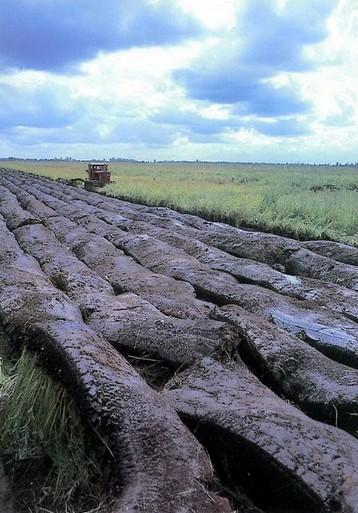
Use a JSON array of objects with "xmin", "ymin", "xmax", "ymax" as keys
[
  {"xmin": 0, "ymin": 210, "xmax": 232, "ymax": 513},
  {"xmin": 21, "ymin": 169, "xmax": 358, "ymax": 289},
  {"xmin": 7, "ymin": 174, "xmax": 358, "ymax": 370},
  {"xmin": 2, "ymin": 176, "xmax": 358, "ymax": 431},
  {"xmin": 4, "ymin": 174, "xmax": 358, "ymax": 431},
  {"xmin": 0, "ymin": 183, "xmax": 236, "ymax": 368},
  {"xmin": 8, "ymin": 171, "xmax": 358, "ymax": 320},
  {"xmin": 2, "ymin": 172, "xmax": 358, "ymax": 429},
  {"xmin": 1, "ymin": 169, "xmax": 358, "ymax": 513}
]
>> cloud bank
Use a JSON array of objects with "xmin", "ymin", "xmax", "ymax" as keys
[
  {"xmin": 0, "ymin": 0, "xmax": 200, "ymax": 71},
  {"xmin": 0, "ymin": 0, "xmax": 356, "ymax": 162},
  {"xmin": 176, "ymin": 0, "xmax": 336, "ymax": 117}
]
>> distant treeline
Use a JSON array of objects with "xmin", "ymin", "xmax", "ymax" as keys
[{"xmin": 1, "ymin": 157, "xmax": 357, "ymax": 166}]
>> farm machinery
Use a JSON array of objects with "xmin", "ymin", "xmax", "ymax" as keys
[
  {"xmin": 59, "ymin": 162, "xmax": 114, "ymax": 191},
  {"xmin": 84, "ymin": 163, "xmax": 112, "ymax": 191}
]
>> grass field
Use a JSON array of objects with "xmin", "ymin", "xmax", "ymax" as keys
[{"xmin": 1, "ymin": 160, "xmax": 357, "ymax": 245}]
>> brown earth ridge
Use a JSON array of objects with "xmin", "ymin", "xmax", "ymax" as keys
[{"xmin": 0, "ymin": 168, "xmax": 357, "ymax": 513}]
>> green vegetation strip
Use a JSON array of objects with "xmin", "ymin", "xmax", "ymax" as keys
[
  {"xmin": 0, "ymin": 349, "xmax": 104, "ymax": 512},
  {"xmin": 1, "ymin": 161, "xmax": 357, "ymax": 245}
]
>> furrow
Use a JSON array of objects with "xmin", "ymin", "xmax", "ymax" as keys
[
  {"xmin": 0, "ymin": 181, "xmax": 234, "ymax": 367},
  {"xmin": 2, "ymin": 172, "xmax": 358, "ymax": 434},
  {"xmin": 164, "ymin": 356, "xmax": 358, "ymax": 513},
  {"xmin": 0, "ymin": 210, "xmax": 231, "ymax": 513},
  {"xmin": 9, "ymin": 176, "xmax": 358, "ymax": 370}
]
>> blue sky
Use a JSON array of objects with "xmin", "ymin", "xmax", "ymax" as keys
[{"xmin": 0, "ymin": 0, "xmax": 357, "ymax": 162}]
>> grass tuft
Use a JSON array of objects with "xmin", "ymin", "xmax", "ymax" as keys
[{"xmin": 0, "ymin": 349, "xmax": 104, "ymax": 512}]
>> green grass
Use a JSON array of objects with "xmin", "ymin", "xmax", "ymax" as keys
[
  {"xmin": 1, "ymin": 160, "xmax": 357, "ymax": 245},
  {"xmin": 0, "ymin": 349, "xmax": 104, "ymax": 512}
]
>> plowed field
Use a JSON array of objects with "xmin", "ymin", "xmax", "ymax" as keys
[{"xmin": 0, "ymin": 168, "xmax": 358, "ymax": 513}]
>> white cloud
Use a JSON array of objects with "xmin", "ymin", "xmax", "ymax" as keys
[
  {"xmin": 0, "ymin": 0, "xmax": 357, "ymax": 162},
  {"xmin": 177, "ymin": 0, "xmax": 238, "ymax": 29}
]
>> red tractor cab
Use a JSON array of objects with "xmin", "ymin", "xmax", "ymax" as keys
[{"xmin": 85, "ymin": 163, "xmax": 111, "ymax": 190}]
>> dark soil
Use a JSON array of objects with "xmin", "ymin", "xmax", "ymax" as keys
[{"xmin": 0, "ymin": 168, "xmax": 357, "ymax": 513}]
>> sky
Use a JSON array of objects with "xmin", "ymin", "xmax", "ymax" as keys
[{"xmin": 0, "ymin": 0, "xmax": 357, "ymax": 163}]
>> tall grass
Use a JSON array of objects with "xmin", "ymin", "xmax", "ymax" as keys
[
  {"xmin": 1, "ymin": 160, "xmax": 357, "ymax": 244},
  {"xmin": 0, "ymin": 349, "xmax": 103, "ymax": 512}
]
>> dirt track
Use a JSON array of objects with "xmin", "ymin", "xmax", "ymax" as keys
[{"xmin": 0, "ymin": 168, "xmax": 358, "ymax": 513}]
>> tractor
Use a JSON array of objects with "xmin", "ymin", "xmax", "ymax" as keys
[{"xmin": 84, "ymin": 163, "xmax": 112, "ymax": 191}]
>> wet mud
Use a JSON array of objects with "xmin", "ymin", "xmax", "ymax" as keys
[{"xmin": 0, "ymin": 168, "xmax": 358, "ymax": 513}]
